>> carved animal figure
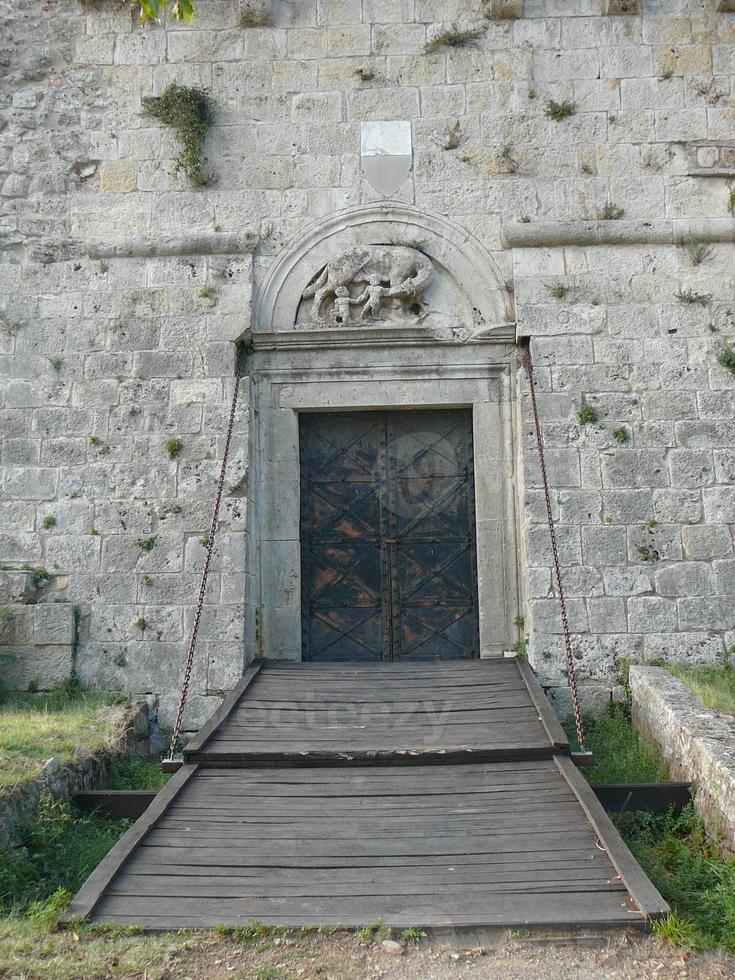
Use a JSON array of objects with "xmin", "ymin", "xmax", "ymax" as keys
[{"xmin": 301, "ymin": 245, "xmax": 433, "ymax": 321}]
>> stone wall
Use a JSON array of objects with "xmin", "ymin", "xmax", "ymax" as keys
[
  {"xmin": 1, "ymin": 0, "xmax": 734, "ymax": 725},
  {"xmin": 631, "ymin": 665, "xmax": 735, "ymax": 858}
]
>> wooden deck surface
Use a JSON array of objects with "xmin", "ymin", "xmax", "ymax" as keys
[
  {"xmin": 184, "ymin": 659, "xmax": 568, "ymax": 765},
  {"xmin": 65, "ymin": 659, "xmax": 668, "ymax": 931}
]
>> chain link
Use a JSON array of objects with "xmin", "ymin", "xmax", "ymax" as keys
[
  {"xmin": 520, "ymin": 344, "xmax": 587, "ymax": 752},
  {"xmin": 168, "ymin": 363, "xmax": 243, "ymax": 760}
]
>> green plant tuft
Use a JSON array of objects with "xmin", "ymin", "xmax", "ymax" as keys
[
  {"xmin": 443, "ymin": 120, "xmax": 462, "ymax": 150},
  {"xmin": 548, "ymin": 283, "xmax": 569, "ymax": 300},
  {"xmin": 727, "ymin": 187, "xmax": 735, "ymax": 214},
  {"xmin": 425, "ymin": 25, "xmax": 485, "ymax": 53},
  {"xmin": 136, "ymin": 537, "xmax": 156, "ymax": 553},
  {"xmin": 31, "ymin": 568, "xmax": 53, "ymax": 587},
  {"xmin": 41, "ymin": 515, "xmax": 56, "ymax": 530},
  {"xmin": 135, "ymin": 617, "xmax": 147, "ymax": 632},
  {"xmin": 675, "ymin": 287, "xmax": 712, "ymax": 306},
  {"xmin": 598, "ymin": 202, "xmax": 625, "ymax": 220},
  {"xmin": 577, "ymin": 401, "xmax": 598, "ymax": 425},
  {"xmin": 636, "ymin": 543, "xmax": 660, "ymax": 563},
  {"xmin": 400, "ymin": 927, "xmax": 427, "ymax": 942},
  {"xmin": 544, "ymin": 99, "xmax": 575, "ymax": 121},
  {"xmin": 48, "ymin": 357, "xmax": 62, "ymax": 372},
  {"xmin": 717, "ymin": 345, "xmax": 735, "ymax": 373},
  {"xmin": 143, "ymin": 83, "xmax": 215, "ymax": 188},
  {"xmin": 165, "ymin": 437, "xmax": 184, "ymax": 460},
  {"xmin": 613, "ymin": 426, "xmax": 629, "ymax": 444},
  {"xmin": 686, "ymin": 243, "xmax": 714, "ymax": 266}
]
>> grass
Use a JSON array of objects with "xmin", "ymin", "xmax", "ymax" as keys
[
  {"xmin": 675, "ymin": 287, "xmax": 712, "ymax": 306},
  {"xmin": 566, "ymin": 700, "xmax": 735, "ymax": 951},
  {"xmin": 0, "ymin": 796, "xmax": 129, "ymax": 917},
  {"xmin": 425, "ymin": 25, "xmax": 484, "ymax": 53},
  {"xmin": 624, "ymin": 805, "xmax": 735, "ymax": 951},
  {"xmin": 565, "ymin": 700, "xmax": 668, "ymax": 784},
  {"xmin": 107, "ymin": 755, "xmax": 171, "ymax": 791},
  {"xmin": 665, "ymin": 662, "xmax": 735, "ymax": 714},
  {"xmin": 686, "ymin": 243, "xmax": 714, "ymax": 266},
  {"xmin": 0, "ymin": 682, "xmax": 128, "ymax": 789}
]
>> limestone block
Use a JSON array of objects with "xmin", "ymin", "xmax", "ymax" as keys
[
  {"xmin": 654, "ymin": 562, "xmax": 715, "ymax": 598},
  {"xmin": 33, "ymin": 604, "xmax": 75, "ymax": 645},
  {"xmin": 483, "ymin": 0, "xmax": 522, "ymax": 18},
  {"xmin": 581, "ymin": 526, "xmax": 627, "ymax": 565},
  {"xmin": 678, "ymin": 596, "xmax": 733, "ymax": 632},
  {"xmin": 100, "ymin": 161, "xmax": 137, "ymax": 194},
  {"xmin": 604, "ymin": 0, "xmax": 639, "ymax": 13},
  {"xmin": 703, "ymin": 487, "xmax": 735, "ymax": 524},
  {"xmin": 627, "ymin": 596, "xmax": 677, "ymax": 633},
  {"xmin": 682, "ymin": 525, "xmax": 733, "ymax": 560},
  {"xmin": 239, "ymin": 0, "xmax": 272, "ymax": 27},
  {"xmin": 587, "ymin": 597, "xmax": 626, "ymax": 634},
  {"xmin": 2, "ymin": 646, "xmax": 73, "ymax": 690}
]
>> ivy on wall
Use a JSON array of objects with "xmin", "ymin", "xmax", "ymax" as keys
[
  {"xmin": 143, "ymin": 83, "xmax": 214, "ymax": 187},
  {"xmin": 129, "ymin": 0, "xmax": 194, "ymax": 24}
]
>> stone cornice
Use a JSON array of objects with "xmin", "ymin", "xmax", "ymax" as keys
[
  {"xmin": 87, "ymin": 233, "xmax": 258, "ymax": 259},
  {"xmin": 503, "ymin": 218, "xmax": 735, "ymax": 250}
]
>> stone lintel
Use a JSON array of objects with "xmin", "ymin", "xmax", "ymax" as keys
[
  {"xmin": 88, "ymin": 233, "xmax": 258, "ymax": 260},
  {"xmin": 503, "ymin": 218, "xmax": 735, "ymax": 250}
]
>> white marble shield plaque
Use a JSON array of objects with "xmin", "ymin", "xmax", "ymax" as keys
[{"xmin": 360, "ymin": 120, "xmax": 413, "ymax": 197}]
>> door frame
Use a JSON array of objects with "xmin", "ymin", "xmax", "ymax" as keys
[{"xmin": 250, "ymin": 340, "xmax": 520, "ymax": 661}]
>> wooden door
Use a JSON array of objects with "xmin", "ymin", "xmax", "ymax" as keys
[{"xmin": 299, "ymin": 409, "xmax": 480, "ymax": 662}]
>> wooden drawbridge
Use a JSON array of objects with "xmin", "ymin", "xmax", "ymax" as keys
[{"xmin": 65, "ymin": 659, "xmax": 668, "ymax": 931}]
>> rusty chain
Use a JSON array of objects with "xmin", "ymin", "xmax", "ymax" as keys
[
  {"xmin": 520, "ymin": 343, "xmax": 587, "ymax": 752},
  {"xmin": 168, "ymin": 363, "xmax": 243, "ymax": 760}
]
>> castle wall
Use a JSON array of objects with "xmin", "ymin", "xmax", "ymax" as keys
[{"xmin": 1, "ymin": 0, "xmax": 734, "ymax": 727}]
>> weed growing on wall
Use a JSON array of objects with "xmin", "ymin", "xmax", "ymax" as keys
[
  {"xmin": 613, "ymin": 426, "xmax": 630, "ymax": 444},
  {"xmin": 425, "ymin": 26, "xmax": 485, "ymax": 53},
  {"xmin": 544, "ymin": 99, "xmax": 575, "ymax": 121},
  {"xmin": 718, "ymin": 345, "xmax": 735, "ymax": 372},
  {"xmin": 165, "ymin": 437, "xmax": 183, "ymax": 460},
  {"xmin": 598, "ymin": 202, "xmax": 625, "ymax": 220},
  {"xmin": 676, "ymin": 287, "xmax": 712, "ymax": 306},
  {"xmin": 144, "ymin": 84, "xmax": 215, "ymax": 188},
  {"xmin": 577, "ymin": 402, "xmax": 598, "ymax": 425},
  {"xmin": 686, "ymin": 243, "xmax": 714, "ymax": 266}
]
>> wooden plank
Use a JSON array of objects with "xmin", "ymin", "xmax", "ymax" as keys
[
  {"xmin": 92, "ymin": 891, "xmax": 640, "ymax": 925},
  {"xmin": 187, "ymin": 747, "xmax": 556, "ymax": 766},
  {"xmin": 590, "ymin": 782, "xmax": 692, "ymax": 814},
  {"xmin": 107, "ymin": 877, "xmax": 626, "ymax": 899},
  {"xmin": 515, "ymin": 657, "xmax": 569, "ymax": 752},
  {"xmin": 59, "ymin": 764, "xmax": 199, "ymax": 924},
  {"xmin": 73, "ymin": 791, "xmax": 157, "ymax": 820},
  {"xmin": 555, "ymin": 755, "xmax": 670, "ymax": 920},
  {"xmin": 183, "ymin": 661, "xmax": 263, "ymax": 755},
  {"xmin": 122, "ymin": 854, "xmax": 613, "ymax": 878}
]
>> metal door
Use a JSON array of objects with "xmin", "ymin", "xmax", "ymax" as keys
[{"xmin": 299, "ymin": 410, "xmax": 479, "ymax": 661}]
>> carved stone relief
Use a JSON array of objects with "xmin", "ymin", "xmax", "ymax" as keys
[{"xmin": 300, "ymin": 245, "xmax": 433, "ymax": 325}]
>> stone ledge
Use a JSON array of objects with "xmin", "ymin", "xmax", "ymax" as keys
[
  {"xmin": 503, "ymin": 218, "xmax": 735, "ymax": 250},
  {"xmin": 88, "ymin": 233, "xmax": 258, "ymax": 259},
  {"xmin": 630, "ymin": 665, "xmax": 735, "ymax": 859}
]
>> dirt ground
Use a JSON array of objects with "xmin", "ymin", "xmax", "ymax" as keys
[{"xmin": 2, "ymin": 924, "xmax": 734, "ymax": 980}]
